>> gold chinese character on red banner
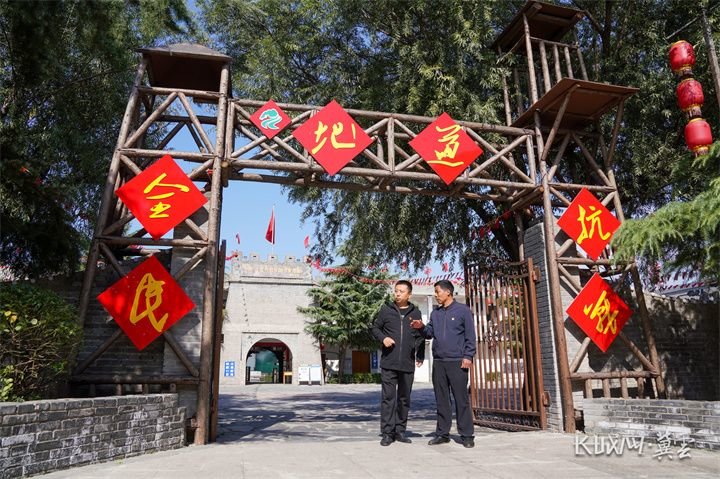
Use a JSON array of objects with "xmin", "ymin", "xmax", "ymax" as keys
[
  {"xmin": 566, "ymin": 273, "xmax": 632, "ymax": 352},
  {"xmin": 291, "ymin": 100, "xmax": 373, "ymax": 176},
  {"xmin": 115, "ymin": 155, "xmax": 207, "ymax": 240},
  {"xmin": 409, "ymin": 112, "xmax": 483, "ymax": 185},
  {"xmin": 557, "ymin": 188, "xmax": 621, "ymax": 260},
  {"xmin": 97, "ymin": 256, "xmax": 195, "ymax": 350}
]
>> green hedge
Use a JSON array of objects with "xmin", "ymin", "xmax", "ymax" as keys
[
  {"xmin": 326, "ymin": 372, "xmax": 382, "ymax": 384},
  {"xmin": 0, "ymin": 283, "xmax": 82, "ymax": 401}
]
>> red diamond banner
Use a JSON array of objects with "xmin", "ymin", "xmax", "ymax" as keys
[
  {"xmin": 115, "ymin": 155, "xmax": 207, "ymax": 240},
  {"xmin": 97, "ymin": 256, "xmax": 195, "ymax": 351},
  {"xmin": 291, "ymin": 100, "xmax": 373, "ymax": 176},
  {"xmin": 566, "ymin": 273, "xmax": 633, "ymax": 353},
  {"xmin": 249, "ymin": 99, "xmax": 291, "ymax": 140},
  {"xmin": 557, "ymin": 188, "xmax": 621, "ymax": 260},
  {"xmin": 408, "ymin": 112, "xmax": 483, "ymax": 185}
]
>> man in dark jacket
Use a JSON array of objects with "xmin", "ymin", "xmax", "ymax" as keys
[
  {"xmin": 371, "ymin": 280, "xmax": 425, "ymax": 446},
  {"xmin": 411, "ymin": 279, "xmax": 477, "ymax": 448}
]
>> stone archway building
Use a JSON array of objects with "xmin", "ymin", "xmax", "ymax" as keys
[{"xmin": 220, "ymin": 253, "xmax": 319, "ymax": 385}]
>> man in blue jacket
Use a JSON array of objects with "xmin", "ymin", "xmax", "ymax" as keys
[
  {"xmin": 371, "ymin": 280, "xmax": 425, "ymax": 446},
  {"xmin": 411, "ymin": 279, "xmax": 477, "ymax": 448}
]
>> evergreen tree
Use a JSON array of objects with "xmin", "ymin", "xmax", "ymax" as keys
[
  {"xmin": 298, "ymin": 266, "xmax": 392, "ymax": 380},
  {"xmin": 0, "ymin": 0, "xmax": 193, "ymax": 278}
]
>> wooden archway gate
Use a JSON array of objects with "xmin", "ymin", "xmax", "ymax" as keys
[{"xmin": 74, "ymin": 11, "xmax": 664, "ymax": 445}]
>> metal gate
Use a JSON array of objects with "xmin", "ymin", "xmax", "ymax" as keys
[{"xmin": 464, "ymin": 258, "xmax": 547, "ymax": 430}]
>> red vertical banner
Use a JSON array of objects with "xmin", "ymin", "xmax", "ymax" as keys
[
  {"xmin": 304, "ymin": 235, "xmax": 310, "ymax": 248},
  {"xmin": 265, "ymin": 208, "xmax": 275, "ymax": 244}
]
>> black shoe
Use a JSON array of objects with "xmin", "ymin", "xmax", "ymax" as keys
[
  {"xmin": 380, "ymin": 434, "xmax": 395, "ymax": 446},
  {"xmin": 394, "ymin": 432, "xmax": 412, "ymax": 443},
  {"xmin": 462, "ymin": 437, "xmax": 475, "ymax": 448},
  {"xmin": 428, "ymin": 436, "xmax": 450, "ymax": 445}
]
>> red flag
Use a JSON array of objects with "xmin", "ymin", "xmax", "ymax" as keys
[
  {"xmin": 304, "ymin": 235, "xmax": 310, "ymax": 248},
  {"xmin": 424, "ymin": 266, "xmax": 432, "ymax": 276},
  {"xmin": 442, "ymin": 262, "xmax": 449, "ymax": 272},
  {"xmin": 265, "ymin": 209, "xmax": 275, "ymax": 244}
]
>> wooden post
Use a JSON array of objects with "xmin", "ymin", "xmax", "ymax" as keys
[
  {"xmin": 523, "ymin": 14, "xmax": 539, "ymax": 105},
  {"xmin": 536, "ymin": 107, "xmax": 575, "ymax": 433},
  {"xmin": 552, "ymin": 45, "xmax": 562, "ymax": 83},
  {"xmin": 600, "ymin": 104, "xmax": 666, "ymax": 398},
  {"xmin": 702, "ymin": 5, "xmax": 720, "ymax": 119},
  {"xmin": 539, "ymin": 40, "xmax": 552, "ymax": 94},
  {"xmin": 77, "ymin": 58, "xmax": 147, "ymax": 326},
  {"xmin": 195, "ymin": 63, "xmax": 230, "ymax": 445}
]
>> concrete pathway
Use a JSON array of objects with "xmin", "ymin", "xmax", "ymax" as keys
[{"xmin": 39, "ymin": 384, "xmax": 720, "ymax": 478}]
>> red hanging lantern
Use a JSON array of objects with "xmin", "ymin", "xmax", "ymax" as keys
[
  {"xmin": 669, "ymin": 40, "xmax": 696, "ymax": 76},
  {"xmin": 676, "ymin": 78, "xmax": 704, "ymax": 117},
  {"xmin": 684, "ymin": 118, "xmax": 713, "ymax": 155}
]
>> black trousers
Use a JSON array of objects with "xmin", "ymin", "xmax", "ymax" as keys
[
  {"xmin": 432, "ymin": 360, "xmax": 474, "ymax": 438},
  {"xmin": 380, "ymin": 368, "xmax": 415, "ymax": 435}
]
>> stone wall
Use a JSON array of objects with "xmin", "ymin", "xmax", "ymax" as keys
[
  {"xmin": 0, "ymin": 394, "xmax": 185, "ymax": 479},
  {"xmin": 583, "ymin": 398, "xmax": 720, "ymax": 450}
]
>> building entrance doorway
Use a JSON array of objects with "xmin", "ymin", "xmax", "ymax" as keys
[{"xmin": 245, "ymin": 339, "xmax": 292, "ymax": 385}]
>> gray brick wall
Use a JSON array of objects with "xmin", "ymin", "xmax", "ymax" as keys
[
  {"xmin": 0, "ymin": 394, "xmax": 185, "ymax": 479},
  {"xmin": 583, "ymin": 398, "xmax": 720, "ymax": 450},
  {"xmin": 525, "ymin": 221, "xmax": 564, "ymax": 431}
]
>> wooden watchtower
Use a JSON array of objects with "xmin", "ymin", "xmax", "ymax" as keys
[
  {"xmin": 493, "ymin": 1, "xmax": 665, "ymax": 432},
  {"xmin": 75, "ymin": 43, "xmax": 231, "ymax": 445}
]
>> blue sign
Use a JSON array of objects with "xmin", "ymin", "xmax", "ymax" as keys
[
  {"xmin": 224, "ymin": 361, "xmax": 236, "ymax": 377},
  {"xmin": 371, "ymin": 351, "xmax": 378, "ymax": 369}
]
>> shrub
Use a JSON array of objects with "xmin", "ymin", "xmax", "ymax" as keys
[{"xmin": 0, "ymin": 283, "xmax": 82, "ymax": 401}]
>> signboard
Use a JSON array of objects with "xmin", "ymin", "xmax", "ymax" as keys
[
  {"xmin": 292, "ymin": 100, "xmax": 373, "ymax": 176},
  {"xmin": 566, "ymin": 273, "xmax": 633, "ymax": 353},
  {"xmin": 371, "ymin": 351, "xmax": 379, "ymax": 370},
  {"xmin": 409, "ymin": 112, "xmax": 483, "ymax": 185},
  {"xmin": 310, "ymin": 364, "xmax": 323, "ymax": 384},
  {"xmin": 97, "ymin": 255, "xmax": 195, "ymax": 351},
  {"xmin": 298, "ymin": 365, "xmax": 310, "ymax": 384},
  {"xmin": 249, "ymin": 99, "xmax": 291, "ymax": 140},
  {"xmin": 224, "ymin": 361, "xmax": 236, "ymax": 377},
  {"xmin": 115, "ymin": 155, "xmax": 208, "ymax": 240},
  {"xmin": 557, "ymin": 188, "xmax": 621, "ymax": 260}
]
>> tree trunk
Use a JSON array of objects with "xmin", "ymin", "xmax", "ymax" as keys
[{"xmin": 338, "ymin": 344, "xmax": 348, "ymax": 383}]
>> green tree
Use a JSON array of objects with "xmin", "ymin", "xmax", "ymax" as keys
[
  {"xmin": 574, "ymin": 0, "xmax": 720, "ymax": 281},
  {"xmin": 0, "ymin": 0, "xmax": 193, "ymax": 278},
  {"xmin": 200, "ymin": 0, "xmax": 719, "ymax": 275},
  {"xmin": 199, "ymin": 0, "xmax": 520, "ymax": 268},
  {"xmin": 612, "ymin": 142, "xmax": 720, "ymax": 279},
  {"xmin": 298, "ymin": 266, "xmax": 392, "ymax": 380}
]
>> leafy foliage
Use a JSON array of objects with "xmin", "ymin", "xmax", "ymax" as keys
[
  {"xmin": 298, "ymin": 266, "xmax": 392, "ymax": 379},
  {"xmin": 0, "ymin": 0, "xmax": 193, "ymax": 278},
  {"xmin": 200, "ymin": 0, "xmax": 521, "ymax": 269},
  {"xmin": 200, "ymin": 0, "xmax": 719, "ymax": 273},
  {"xmin": 612, "ymin": 142, "xmax": 720, "ymax": 279},
  {"xmin": 0, "ymin": 283, "xmax": 83, "ymax": 401}
]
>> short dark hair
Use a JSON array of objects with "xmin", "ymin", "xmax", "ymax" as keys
[
  {"xmin": 395, "ymin": 280, "xmax": 413, "ymax": 293},
  {"xmin": 434, "ymin": 279, "xmax": 454, "ymax": 295}
]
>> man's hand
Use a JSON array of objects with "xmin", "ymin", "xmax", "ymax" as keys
[
  {"xmin": 410, "ymin": 319, "xmax": 424, "ymax": 329},
  {"xmin": 415, "ymin": 360, "xmax": 423, "ymax": 368},
  {"xmin": 383, "ymin": 337, "xmax": 395, "ymax": 348},
  {"xmin": 461, "ymin": 358, "xmax": 472, "ymax": 369}
]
